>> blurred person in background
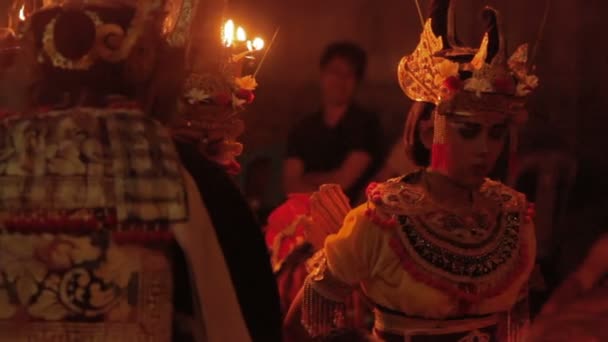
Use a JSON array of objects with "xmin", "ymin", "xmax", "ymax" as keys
[{"xmin": 283, "ymin": 41, "xmax": 382, "ymax": 204}]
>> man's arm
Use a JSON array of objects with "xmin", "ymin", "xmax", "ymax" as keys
[
  {"xmin": 283, "ymin": 151, "xmax": 371, "ymax": 195},
  {"xmin": 304, "ymin": 151, "xmax": 371, "ymax": 190}
]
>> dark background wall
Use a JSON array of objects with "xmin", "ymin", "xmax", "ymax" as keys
[{"xmin": 227, "ymin": 0, "xmax": 588, "ymax": 159}]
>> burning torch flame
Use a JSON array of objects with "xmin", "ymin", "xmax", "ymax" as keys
[
  {"xmin": 252, "ymin": 37, "xmax": 264, "ymax": 51},
  {"xmin": 236, "ymin": 26, "xmax": 246, "ymax": 42},
  {"xmin": 18, "ymin": 5, "xmax": 25, "ymax": 21},
  {"xmin": 222, "ymin": 19, "xmax": 265, "ymax": 53},
  {"xmin": 223, "ymin": 19, "xmax": 235, "ymax": 47}
]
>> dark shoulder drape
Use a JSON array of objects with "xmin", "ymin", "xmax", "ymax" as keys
[{"xmin": 173, "ymin": 141, "xmax": 282, "ymax": 342}]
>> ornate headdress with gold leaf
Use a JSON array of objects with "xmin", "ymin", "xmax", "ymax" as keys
[
  {"xmin": 398, "ymin": 0, "xmax": 540, "ymax": 173},
  {"xmin": 398, "ymin": 0, "xmax": 538, "ymax": 120},
  {"xmin": 20, "ymin": 0, "xmax": 197, "ymax": 70}
]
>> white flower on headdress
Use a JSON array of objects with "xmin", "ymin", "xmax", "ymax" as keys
[
  {"xmin": 434, "ymin": 59, "xmax": 460, "ymax": 86},
  {"xmin": 185, "ymin": 88, "xmax": 211, "ymax": 104},
  {"xmin": 464, "ymin": 77, "xmax": 494, "ymax": 96}
]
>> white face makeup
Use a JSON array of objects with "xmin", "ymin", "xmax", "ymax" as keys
[{"xmin": 441, "ymin": 113, "xmax": 509, "ymax": 188}]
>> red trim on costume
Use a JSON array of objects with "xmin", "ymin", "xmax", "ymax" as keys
[
  {"xmin": 5, "ymin": 216, "xmax": 100, "ymax": 234},
  {"xmin": 219, "ymin": 159, "xmax": 242, "ymax": 175},
  {"xmin": 365, "ymin": 208, "xmax": 398, "ymax": 231},
  {"xmin": 264, "ymin": 194, "xmax": 312, "ymax": 270},
  {"xmin": 525, "ymin": 202, "xmax": 536, "ymax": 223},
  {"xmin": 0, "ymin": 109, "xmax": 14, "ymax": 119},
  {"xmin": 366, "ymin": 182, "xmax": 384, "ymax": 205},
  {"xmin": 3, "ymin": 212, "xmax": 173, "ymax": 244},
  {"xmin": 366, "ymin": 182, "xmax": 380, "ymax": 197}
]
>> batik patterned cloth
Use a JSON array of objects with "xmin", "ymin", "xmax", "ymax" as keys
[{"xmin": 0, "ymin": 107, "xmax": 188, "ymax": 341}]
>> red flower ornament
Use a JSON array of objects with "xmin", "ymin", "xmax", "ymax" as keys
[
  {"xmin": 235, "ymin": 89, "xmax": 255, "ymax": 104},
  {"xmin": 443, "ymin": 76, "xmax": 463, "ymax": 92},
  {"xmin": 493, "ymin": 77, "xmax": 516, "ymax": 94}
]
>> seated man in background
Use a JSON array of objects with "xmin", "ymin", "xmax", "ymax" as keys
[{"xmin": 283, "ymin": 41, "xmax": 382, "ymax": 203}]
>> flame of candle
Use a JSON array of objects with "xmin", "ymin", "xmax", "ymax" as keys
[
  {"xmin": 236, "ymin": 27, "xmax": 246, "ymax": 42},
  {"xmin": 18, "ymin": 5, "xmax": 25, "ymax": 21},
  {"xmin": 252, "ymin": 37, "xmax": 264, "ymax": 51},
  {"xmin": 223, "ymin": 19, "xmax": 235, "ymax": 47},
  {"xmin": 246, "ymin": 40, "xmax": 253, "ymax": 51}
]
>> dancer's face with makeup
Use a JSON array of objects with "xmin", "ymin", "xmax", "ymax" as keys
[{"xmin": 444, "ymin": 112, "xmax": 508, "ymax": 188}]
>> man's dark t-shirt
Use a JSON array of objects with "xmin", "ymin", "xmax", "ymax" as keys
[{"xmin": 286, "ymin": 105, "xmax": 382, "ymax": 203}]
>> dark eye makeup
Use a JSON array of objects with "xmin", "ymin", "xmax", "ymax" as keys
[
  {"xmin": 449, "ymin": 120, "xmax": 508, "ymax": 140},
  {"xmin": 488, "ymin": 124, "xmax": 508, "ymax": 140},
  {"xmin": 449, "ymin": 121, "xmax": 482, "ymax": 139}
]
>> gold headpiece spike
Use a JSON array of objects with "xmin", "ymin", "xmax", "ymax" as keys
[
  {"xmin": 399, "ymin": 1, "xmax": 539, "ymax": 122},
  {"xmin": 470, "ymin": 33, "xmax": 488, "ymax": 70},
  {"xmin": 508, "ymin": 43, "xmax": 529, "ymax": 75},
  {"xmin": 509, "ymin": 43, "xmax": 539, "ymax": 96},
  {"xmin": 420, "ymin": 19, "xmax": 444, "ymax": 55},
  {"xmin": 397, "ymin": 19, "xmax": 444, "ymax": 104}
]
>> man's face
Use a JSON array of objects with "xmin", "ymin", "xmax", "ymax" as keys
[{"xmin": 320, "ymin": 57, "xmax": 357, "ymax": 107}]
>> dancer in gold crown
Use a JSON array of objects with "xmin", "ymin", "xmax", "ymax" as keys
[{"xmin": 285, "ymin": 0, "xmax": 539, "ymax": 340}]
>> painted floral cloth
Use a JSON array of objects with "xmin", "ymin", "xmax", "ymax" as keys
[{"xmin": 0, "ymin": 108, "xmax": 188, "ymax": 340}]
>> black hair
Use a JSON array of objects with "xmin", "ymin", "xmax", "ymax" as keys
[
  {"xmin": 319, "ymin": 41, "xmax": 367, "ymax": 81},
  {"xmin": 404, "ymin": 102, "xmax": 435, "ymax": 167}
]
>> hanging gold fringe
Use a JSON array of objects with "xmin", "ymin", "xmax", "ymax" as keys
[{"xmin": 301, "ymin": 276, "xmax": 347, "ymax": 337}]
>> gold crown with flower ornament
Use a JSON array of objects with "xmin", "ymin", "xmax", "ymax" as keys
[{"xmin": 398, "ymin": 0, "xmax": 539, "ymax": 124}]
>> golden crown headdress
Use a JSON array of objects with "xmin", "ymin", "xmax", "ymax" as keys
[
  {"xmin": 398, "ymin": 0, "xmax": 539, "ymax": 123},
  {"xmin": 12, "ymin": 0, "xmax": 197, "ymax": 70}
]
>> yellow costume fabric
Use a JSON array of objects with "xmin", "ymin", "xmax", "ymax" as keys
[{"xmin": 303, "ymin": 173, "xmax": 536, "ymax": 339}]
